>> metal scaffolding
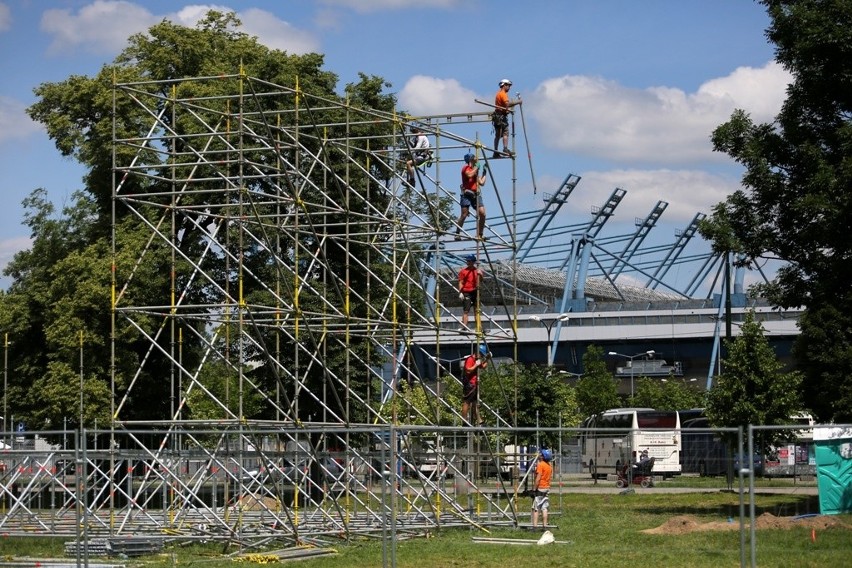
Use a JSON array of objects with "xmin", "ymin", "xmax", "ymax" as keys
[
  {"xmin": 0, "ymin": 425, "xmax": 532, "ymax": 548},
  {"xmin": 21, "ymin": 72, "xmax": 526, "ymax": 546}
]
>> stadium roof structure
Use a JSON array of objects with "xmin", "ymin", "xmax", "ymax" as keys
[{"xmin": 439, "ymin": 259, "xmax": 686, "ymax": 311}]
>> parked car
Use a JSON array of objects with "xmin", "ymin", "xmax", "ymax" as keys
[{"xmin": 733, "ymin": 452, "xmax": 764, "ymax": 476}]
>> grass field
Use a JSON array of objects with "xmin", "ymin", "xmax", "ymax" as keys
[{"xmin": 3, "ymin": 491, "xmax": 849, "ymax": 568}]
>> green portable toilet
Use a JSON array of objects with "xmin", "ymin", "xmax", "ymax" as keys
[{"xmin": 813, "ymin": 426, "xmax": 852, "ymax": 515}]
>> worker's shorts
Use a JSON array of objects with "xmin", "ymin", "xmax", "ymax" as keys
[
  {"xmin": 460, "ymin": 190, "xmax": 480, "ymax": 209},
  {"xmin": 532, "ymin": 491, "xmax": 549, "ymax": 512}
]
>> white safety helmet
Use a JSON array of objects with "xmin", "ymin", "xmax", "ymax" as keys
[{"xmin": 498, "ymin": 79, "xmax": 512, "ymax": 87}]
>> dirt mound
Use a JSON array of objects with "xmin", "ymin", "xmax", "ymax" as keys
[
  {"xmin": 753, "ymin": 512, "xmax": 846, "ymax": 531},
  {"xmin": 643, "ymin": 513, "xmax": 851, "ymax": 535},
  {"xmin": 233, "ymin": 494, "xmax": 280, "ymax": 511},
  {"xmin": 642, "ymin": 515, "xmax": 720, "ymax": 535}
]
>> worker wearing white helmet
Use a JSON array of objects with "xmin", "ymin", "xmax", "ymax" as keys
[{"xmin": 493, "ymin": 79, "xmax": 521, "ymax": 158}]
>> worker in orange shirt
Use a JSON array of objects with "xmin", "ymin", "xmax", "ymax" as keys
[
  {"xmin": 532, "ymin": 448, "xmax": 553, "ymax": 528},
  {"xmin": 492, "ymin": 78, "xmax": 521, "ymax": 158}
]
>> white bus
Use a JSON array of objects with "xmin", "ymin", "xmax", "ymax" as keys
[{"xmin": 581, "ymin": 408, "xmax": 682, "ymax": 479}]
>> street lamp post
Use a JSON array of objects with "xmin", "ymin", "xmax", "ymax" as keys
[
  {"xmin": 3, "ymin": 334, "xmax": 8, "ymax": 441},
  {"xmin": 530, "ymin": 314, "xmax": 570, "ymax": 368},
  {"xmin": 607, "ymin": 350, "xmax": 655, "ymax": 399},
  {"xmin": 558, "ymin": 371, "xmax": 582, "ymax": 379},
  {"xmin": 559, "ymin": 370, "xmax": 582, "ymax": 385}
]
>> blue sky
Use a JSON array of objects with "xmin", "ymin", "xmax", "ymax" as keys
[{"xmin": 0, "ymin": 1, "xmax": 788, "ymax": 290}]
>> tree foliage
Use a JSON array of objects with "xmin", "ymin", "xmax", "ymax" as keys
[
  {"xmin": 0, "ymin": 190, "xmax": 117, "ymax": 429},
  {"xmin": 574, "ymin": 345, "xmax": 620, "ymax": 418},
  {"xmin": 705, "ymin": 311, "xmax": 803, "ymax": 453},
  {"xmin": 377, "ymin": 377, "xmax": 461, "ymax": 427},
  {"xmin": 700, "ymin": 0, "xmax": 852, "ymax": 422},
  {"xmin": 632, "ymin": 377, "xmax": 704, "ymax": 411},
  {"xmin": 371, "ymin": 360, "xmax": 581, "ymax": 450},
  {"xmin": 184, "ymin": 360, "xmax": 268, "ymax": 421},
  {"xmin": 483, "ymin": 362, "xmax": 580, "ymax": 449}
]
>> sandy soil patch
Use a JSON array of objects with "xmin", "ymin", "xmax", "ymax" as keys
[{"xmin": 642, "ymin": 513, "xmax": 850, "ymax": 535}]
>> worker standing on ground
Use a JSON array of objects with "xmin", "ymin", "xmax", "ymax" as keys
[
  {"xmin": 461, "ymin": 343, "xmax": 489, "ymax": 425},
  {"xmin": 454, "ymin": 153, "xmax": 487, "ymax": 240},
  {"xmin": 492, "ymin": 79, "xmax": 521, "ymax": 158},
  {"xmin": 532, "ymin": 448, "xmax": 553, "ymax": 529}
]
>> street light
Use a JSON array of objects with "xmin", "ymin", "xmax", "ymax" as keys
[
  {"xmin": 607, "ymin": 350, "xmax": 655, "ymax": 399},
  {"xmin": 530, "ymin": 314, "xmax": 570, "ymax": 367},
  {"xmin": 3, "ymin": 334, "xmax": 8, "ymax": 441}
]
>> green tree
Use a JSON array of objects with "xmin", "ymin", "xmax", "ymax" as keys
[
  {"xmin": 633, "ymin": 376, "xmax": 704, "ymax": 411},
  {"xmin": 704, "ymin": 311, "xmax": 803, "ymax": 454},
  {"xmin": 483, "ymin": 362, "xmax": 579, "ymax": 449},
  {"xmin": 575, "ymin": 345, "xmax": 620, "ymax": 418},
  {"xmin": 376, "ymin": 378, "xmax": 460, "ymax": 427},
  {"xmin": 700, "ymin": 1, "xmax": 852, "ymax": 422},
  {"xmin": 184, "ymin": 360, "xmax": 267, "ymax": 421},
  {"xmin": 0, "ymin": 190, "xmax": 128, "ymax": 430}
]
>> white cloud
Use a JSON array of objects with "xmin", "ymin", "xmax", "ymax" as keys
[
  {"xmin": 0, "ymin": 97, "xmax": 42, "ymax": 144},
  {"xmin": 238, "ymin": 8, "xmax": 320, "ymax": 54},
  {"xmin": 41, "ymin": 0, "xmax": 158, "ymax": 55},
  {"xmin": 399, "ymin": 75, "xmax": 750, "ymax": 224},
  {"xmin": 168, "ymin": 4, "xmax": 231, "ymax": 26},
  {"xmin": 566, "ymin": 168, "xmax": 740, "ymax": 224},
  {"xmin": 40, "ymin": 2, "xmax": 319, "ymax": 57},
  {"xmin": 169, "ymin": 5, "xmax": 322, "ymax": 54},
  {"xmin": 320, "ymin": 0, "xmax": 458, "ymax": 12},
  {"xmin": 528, "ymin": 61, "xmax": 791, "ymax": 166},
  {"xmin": 0, "ymin": 3, "xmax": 10, "ymax": 32},
  {"xmin": 698, "ymin": 61, "xmax": 790, "ymax": 120},
  {"xmin": 398, "ymin": 75, "xmax": 478, "ymax": 115}
]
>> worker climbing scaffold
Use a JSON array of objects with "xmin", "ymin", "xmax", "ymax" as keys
[
  {"xmin": 461, "ymin": 342, "xmax": 490, "ymax": 426},
  {"xmin": 454, "ymin": 150, "xmax": 488, "ymax": 241}
]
